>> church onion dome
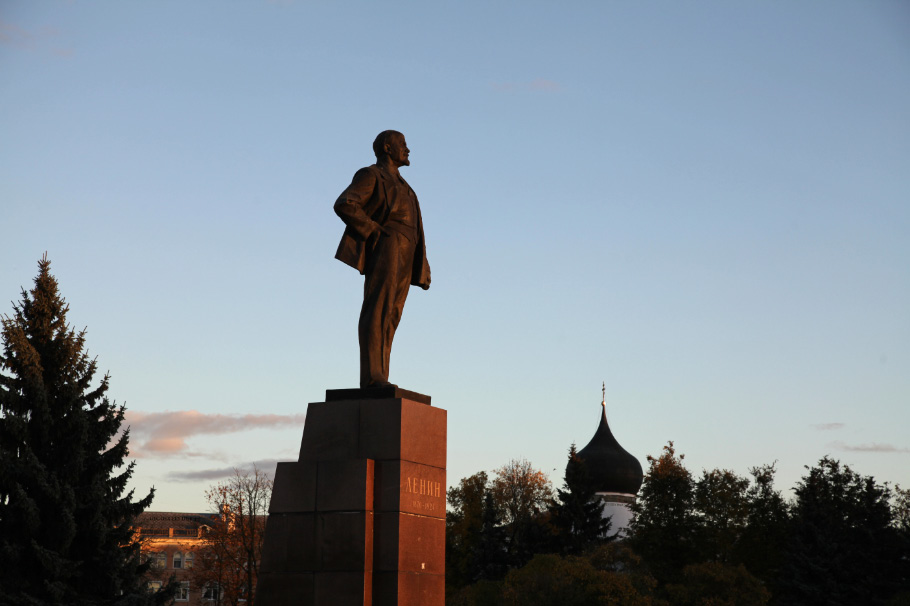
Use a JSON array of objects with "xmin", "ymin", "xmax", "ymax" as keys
[{"xmin": 575, "ymin": 387, "xmax": 644, "ymax": 496}]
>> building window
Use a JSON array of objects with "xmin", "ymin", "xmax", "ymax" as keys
[
  {"xmin": 184, "ymin": 551, "xmax": 194, "ymax": 569},
  {"xmin": 173, "ymin": 551, "xmax": 183, "ymax": 569},
  {"xmin": 147, "ymin": 580, "xmax": 162, "ymax": 593},
  {"xmin": 149, "ymin": 552, "xmax": 166, "ymax": 570},
  {"xmin": 202, "ymin": 583, "xmax": 221, "ymax": 602},
  {"xmin": 202, "ymin": 551, "xmax": 218, "ymax": 569},
  {"xmin": 176, "ymin": 582, "xmax": 190, "ymax": 602}
]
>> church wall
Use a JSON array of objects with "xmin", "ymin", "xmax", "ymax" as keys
[{"xmin": 597, "ymin": 493, "xmax": 635, "ymax": 538}]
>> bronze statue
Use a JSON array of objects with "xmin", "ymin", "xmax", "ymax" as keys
[{"xmin": 334, "ymin": 131, "xmax": 430, "ymax": 389}]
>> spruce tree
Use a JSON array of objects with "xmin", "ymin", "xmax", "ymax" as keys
[
  {"xmin": 776, "ymin": 457, "xmax": 908, "ymax": 606},
  {"xmin": 549, "ymin": 444, "xmax": 612, "ymax": 555},
  {"xmin": 474, "ymin": 490, "xmax": 508, "ymax": 582},
  {"xmin": 0, "ymin": 257, "xmax": 170, "ymax": 605}
]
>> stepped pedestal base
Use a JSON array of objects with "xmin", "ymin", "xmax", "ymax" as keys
[{"xmin": 257, "ymin": 388, "xmax": 446, "ymax": 606}]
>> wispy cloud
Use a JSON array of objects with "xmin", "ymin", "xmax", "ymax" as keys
[
  {"xmin": 166, "ymin": 459, "xmax": 282, "ymax": 483},
  {"xmin": 491, "ymin": 78, "xmax": 561, "ymax": 93},
  {"xmin": 830, "ymin": 441, "xmax": 910, "ymax": 454},
  {"xmin": 812, "ymin": 422, "xmax": 845, "ymax": 431},
  {"xmin": 124, "ymin": 410, "xmax": 306, "ymax": 459},
  {"xmin": 0, "ymin": 19, "xmax": 72, "ymax": 57}
]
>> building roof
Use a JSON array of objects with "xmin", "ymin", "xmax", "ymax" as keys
[
  {"xmin": 575, "ymin": 390, "xmax": 643, "ymax": 496},
  {"xmin": 134, "ymin": 512, "xmax": 218, "ymax": 531}
]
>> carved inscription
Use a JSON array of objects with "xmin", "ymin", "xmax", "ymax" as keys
[
  {"xmin": 404, "ymin": 476, "xmax": 442, "ymax": 513},
  {"xmin": 405, "ymin": 477, "xmax": 441, "ymax": 497}
]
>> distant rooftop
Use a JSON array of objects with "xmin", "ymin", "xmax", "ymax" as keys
[{"xmin": 135, "ymin": 511, "xmax": 218, "ymax": 531}]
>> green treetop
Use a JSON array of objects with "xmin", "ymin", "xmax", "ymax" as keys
[
  {"xmin": 549, "ymin": 444, "xmax": 613, "ymax": 556},
  {"xmin": 0, "ymin": 257, "xmax": 170, "ymax": 605}
]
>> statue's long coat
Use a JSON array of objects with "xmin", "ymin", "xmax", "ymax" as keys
[{"xmin": 333, "ymin": 164, "xmax": 430, "ymax": 288}]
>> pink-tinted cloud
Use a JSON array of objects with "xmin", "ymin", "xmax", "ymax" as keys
[
  {"xmin": 143, "ymin": 438, "xmax": 187, "ymax": 453},
  {"xmin": 528, "ymin": 78, "xmax": 560, "ymax": 92},
  {"xmin": 166, "ymin": 459, "xmax": 281, "ymax": 483},
  {"xmin": 124, "ymin": 410, "xmax": 306, "ymax": 458},
  {"xmin": 0, "ymin": 19, "xmax": 72, "ymax": 57},
  {"xmin": 491, "ymin": 79, "xmax": 561, "ymax": 93},
  {"xmin": 0, "ymin": 20, "xmax": 33, "ymax": 48},
  {"xmin": 830, "ymin": 441, "xmax": 910, "ymax": 454},
  {"xmin": 813, "ymin": 422, "xmax": 845, "ymax": 431}
]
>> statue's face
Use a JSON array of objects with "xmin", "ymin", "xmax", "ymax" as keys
[{"xmin": 386, "ymin": 134, "xmax": 410, "ymax": 167}]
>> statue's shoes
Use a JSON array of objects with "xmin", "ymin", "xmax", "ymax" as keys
[{"xmin": 366, "ymin": 381, "xmax": 397, "ymax": 389}]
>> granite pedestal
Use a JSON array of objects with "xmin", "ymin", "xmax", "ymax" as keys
[{"xmin": 257, "ymin": 387, "xmax": 446, "ymax": 606}]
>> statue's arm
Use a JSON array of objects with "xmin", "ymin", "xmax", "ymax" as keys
[{"xmin": 333, "ymin": 167, "xmax": 383, "ymax": 241}]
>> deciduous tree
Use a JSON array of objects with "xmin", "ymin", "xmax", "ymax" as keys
[
  {"xmin": 446, "ymin": 472, "xmax": 507, "ymax": 592},
  {"xmin": 490, "ymin": 458, "xmax": 553, "ymax": 568},
  {"xmin": 491, "ymin": 458, "xmax": 553, "ymax": 527},
  {"xmin": 500, "ymin": 546, "xmax": 659, "ymax": 606},
  {"xmin": 735, "ymin": 463, "xmax": 789, "ymax": 584},
  {"xmin": 193, "ymin": 466, "xmax": 272, "ymax": 606},
  {"xmin": 628, "ymin": 441, "xmax": 697, "ymax": 584},
  {"xmin": 665, "ymin": 561, "xmax": 770, "ymax": 606},
  {"xmin": 692, "ymin": 468, "xmax": 750, "ymax": 563}
]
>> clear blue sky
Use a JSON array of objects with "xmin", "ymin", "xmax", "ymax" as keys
[{"xmin": 2, "ymin": 1, "xmax": 908, "ymax": 513}]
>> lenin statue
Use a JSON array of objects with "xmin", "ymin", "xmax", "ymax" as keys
[{"xmin": 333, "ymin": 130, "xmax": 431, "ymax": 389}]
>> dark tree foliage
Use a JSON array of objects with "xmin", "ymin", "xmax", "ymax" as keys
[
  {"xmin": 447, "ymin": 579, "xmax": 504, "ymax": 606},
  {"xmin": 476, "ymin": 491, "xmax": 508, "ymax": 580},
  {"xmin": 891, "ymin": 485, "xmax": 910, "ymax": 606},
  {"xmin": 489, "ymin": 458, "xmax": 554, "ymax": 569},
  {"xmin": 692, "ymin": 468, "xmax": 750, "ymax": 564},
  {"xmin": 549, "ymin": 444, "xmax": 613, "ymax": 555},
  {"xmin": 0, "ymin": 257, "xmax": 172, "ymax": 606},
  {"xmin": 895, "ymin": 485, "xmax": 910, "ymax": 534},
  {"xmin": 446, "ymin": 472, "xmax": 507, "ymax": 593},
  {"xmin": 451, "ymin": 443, "xmax": 910, "ymax": 605},
  {"xmin": 776, "ymin": 456, "xmax": 909, "ymax": 606},
  {"xmin": 735, "ymin": 463, "xmax": 789, "ymax": 585},
  {"xmin": 631, "ymin": 450, "xmax": 784, "ymax": 603},
  {"xmin": 665, "ymin": 561, "xmax": 770, "ymax": 606},
  {"xmin": 628, "ymin": 441, "xmax": 698, "ymax": 584},
  {"xmin": 499, "ymin": 544, "xmax": 659, "ymax": 606},
  {"xmin": 501, "ymin": 504, "xmax": 552, "ymax": 571},
  {"xmin": 447, "ymin": 462, "xmax": 556, "ymax": 598},
  {"xmin": 446, "ymin": 471, "xmax": 486, "ymax": 590}
]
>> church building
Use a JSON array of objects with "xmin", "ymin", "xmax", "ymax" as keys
[{"xmin": 573, "ymin": 385, "xmax": 644, "ymax": 536}]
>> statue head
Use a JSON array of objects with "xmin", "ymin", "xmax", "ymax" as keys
[{"xmin": 373, "ymin": 130, "xmax": 409, "ymax": 167}]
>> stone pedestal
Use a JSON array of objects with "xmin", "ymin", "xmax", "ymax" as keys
[{"xmin": 257, "ymin": 387, "xmax": 446, "ymax": 606}]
